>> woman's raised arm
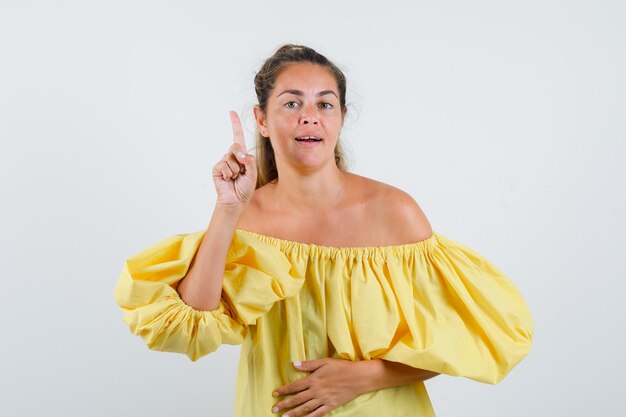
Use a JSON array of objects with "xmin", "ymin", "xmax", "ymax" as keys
[{"xmin": 176, "ymin": 111, "xmax": 257, "ymax": 311}]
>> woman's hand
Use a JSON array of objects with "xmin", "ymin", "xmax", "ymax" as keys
[
  {"xmin": 270, "ymin": 358, "xmax": 372, "ymax": 417},
  {"xmin": 212, "ymin": 110, "xmax": 257, "ymax": 210}
]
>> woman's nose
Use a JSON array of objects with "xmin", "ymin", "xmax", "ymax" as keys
[{"xmin": 300, "ymin": 104, "xmax": 319, "ymax": 124}]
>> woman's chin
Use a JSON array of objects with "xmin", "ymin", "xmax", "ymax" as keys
[{"xmin": 287, "ymin": 155, "xmax": 335, "ymax": 171}]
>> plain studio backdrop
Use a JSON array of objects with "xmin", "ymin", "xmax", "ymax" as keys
[{"xmin": 1, "ymin": 1, "xmax": 624, "ymax": 416}]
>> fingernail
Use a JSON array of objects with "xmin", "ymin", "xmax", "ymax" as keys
[
  {"xmin": 293, "ymin": 360, "xmax": 301, "ymax": 367},
  {"xmin": 237, "ymin": 152, "xmax": 246, "ymax": 159},
  {"xmin": 272, "ymin": 391, "xmax": 279, "ymax": 397},
  {"xmin": 272, "ymin": 406, "xmax": 279, "ymax": 412}
]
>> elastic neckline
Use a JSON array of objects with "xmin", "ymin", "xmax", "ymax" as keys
[{"xmin": 235, "ymin": 228, "xmax": 439, "ymax": 259}]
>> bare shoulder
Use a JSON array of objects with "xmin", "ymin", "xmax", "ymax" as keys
[
  {"xmin": 238, "ymin": 173, "xmax": 433, "ymax": 246},
  {"xmin": 357, "ymin": 174, "xmax": 434, "ymax": 243},
  {"xmin": 236, "ymin": 184, "xmax": 270, "ymax": 231}
]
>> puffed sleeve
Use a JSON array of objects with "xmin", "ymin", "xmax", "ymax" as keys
[
  {"xmin": 346, "ymin": 232, "xmax": 533, "ymax": 384},
  {"xmin": 113, "ymin": 229, "xmax": 304, "ymax": 361}
]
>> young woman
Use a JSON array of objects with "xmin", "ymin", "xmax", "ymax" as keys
[{"xmin": 114, "ymin": 44, "xmax": 534, "ymax": 417}]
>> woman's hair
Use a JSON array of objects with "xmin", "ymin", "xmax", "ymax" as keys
[{"xmin": 253, "ymin": 44, "xmax": 349, "ymax": 189}]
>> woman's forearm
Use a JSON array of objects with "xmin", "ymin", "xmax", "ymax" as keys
[
  {"xmin": 175, "ymin": 205, "xmax": 244, "ymax": 311},
  {"xmin": 362, "ymin": 359, "xmax": 440, "ymax": 393}
]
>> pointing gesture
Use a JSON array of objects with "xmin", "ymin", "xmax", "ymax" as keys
[
  {"xmin": 230, "ymin": 110, "xmax": 247, "ymax": 151},
  {"xmin": 212, "ymin": 110, "xmax": 258, "ymax": 209}
]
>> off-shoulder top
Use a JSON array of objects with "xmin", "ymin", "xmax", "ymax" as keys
[{"xmin": 113, "ymin": 228, "xmax": 534, "ymax": 417}]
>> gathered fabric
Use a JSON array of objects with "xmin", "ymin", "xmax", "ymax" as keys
[{"xmin": 114, "ymin": 228, "xmax": 533, "ymax": 416}]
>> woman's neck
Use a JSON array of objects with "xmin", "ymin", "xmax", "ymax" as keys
[{"xmin": 270, "ymin": 167, "xmax": 349, "ymax": 213}]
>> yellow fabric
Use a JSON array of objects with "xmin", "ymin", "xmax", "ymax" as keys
[{"xmin": 114, "ymin": 229, "xmax": 533, "ymax": 416}]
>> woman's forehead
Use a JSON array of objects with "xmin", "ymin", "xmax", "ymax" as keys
[{"xmin": 274, "ymin": 63, "xmax": 338, "ymax": 94}]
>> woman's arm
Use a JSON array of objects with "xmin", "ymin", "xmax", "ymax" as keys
[
  {"xmin": 176, "ymin": 205, "xmax": 244, "ymax": 311},
  {"xmin": 361, "ymin": 359, "xmax": 440, "ymax": 392},
  {"xmin": 271, "ymin": 358, "xmax": 440, "ymax": 417},
  {"xmin": 177, "ymin": 111, "xmax": 256, "ymax": 311}
]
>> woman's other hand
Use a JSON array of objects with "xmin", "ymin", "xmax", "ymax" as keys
[
  {"xmin": 270, "ymin": 358, "xmax": 371, "ymax": 417},
  {"xmin": 212, "ymin": 110, "xmax": 257, "ymax": 210}
]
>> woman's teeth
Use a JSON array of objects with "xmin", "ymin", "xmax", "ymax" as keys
[{"xmin": 295, "ymin": 136, "xmax": 321, "ymax": 142}]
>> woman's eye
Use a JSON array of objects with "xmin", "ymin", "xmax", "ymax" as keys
[
  {"xmin": 285, "ymin": 101, "xmax": 300, "ymax": 108},
  {"xmin": 319, "ymin": 102, "xmax": 333, "ymax": 109}
]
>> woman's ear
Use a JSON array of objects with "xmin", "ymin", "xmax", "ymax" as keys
[{"xmin": 253, "ymin": 105, "xmax": 269, "ymax": 137}]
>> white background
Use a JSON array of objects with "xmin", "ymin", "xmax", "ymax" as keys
[{"xmin": 1, "ymin": 1, "xmax": 625, "ymax": 416}]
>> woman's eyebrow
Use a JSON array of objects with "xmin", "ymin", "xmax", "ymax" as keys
[{"xmin": 277, "ymin": 89, "xmax": 339, "ymax": 99}]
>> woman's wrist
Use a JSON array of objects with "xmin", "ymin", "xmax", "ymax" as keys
[
  {"xmin": 213, "ymin": 202, "xmax": 247, "ymax": 218},
  {"xmin": 359, "ymin": 359, "xmax": 386, "ymax": 394},
  {"xmin": 360, "ymin": 359, "xmax": 440, "ymax": 393}
]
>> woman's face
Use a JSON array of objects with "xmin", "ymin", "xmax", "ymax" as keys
[{"xmin": 254, "ymin": 62, "xmax": 345, "ymax": 171}]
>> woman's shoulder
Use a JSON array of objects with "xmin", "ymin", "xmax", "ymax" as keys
[
  {"xmin": 236, "ymin": 181, "xmax": 281, "ymax": 232},
  {"xmin": 353, "ymin": 173, "xmax": 434, "ymax": 243},
  {"xmin": 237, "ymin": 172, "xmax": 432, "ymax": 245}
]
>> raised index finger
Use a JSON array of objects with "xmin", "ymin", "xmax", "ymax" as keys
[{"xmin": 229, "ymin": 110, "xmax": 247, "ymax": 151}]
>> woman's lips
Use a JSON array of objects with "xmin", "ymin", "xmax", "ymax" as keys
[
  {"xmin": 294, "ymin": 136, "xmax": 323, "ymax": 147},
  {"xmin": 295, "ymin": 139, "xmax": 322, "ymax": 147}
]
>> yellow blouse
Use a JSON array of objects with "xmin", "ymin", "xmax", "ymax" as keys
[{"xmin": 113, "ymin": 228, "xmax": 533, "ymax": 417}]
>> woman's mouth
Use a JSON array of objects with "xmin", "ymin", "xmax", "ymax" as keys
[{"xmin": 295, "ymin": 136, "xmax": 322, "ymax": 142}]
